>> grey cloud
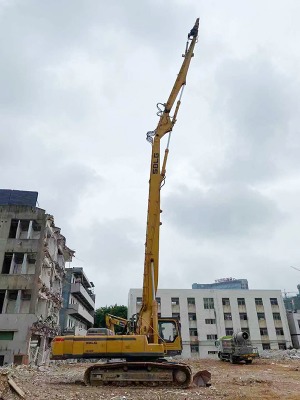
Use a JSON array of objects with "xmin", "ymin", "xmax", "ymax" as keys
[
  {"xmin": 213, "ymin": 53, "xmax": 299, "ymax": 183},
  {"xmin": 165, "ymin": 184, "xmax": 284, "ymax": 239},
  {"xmin": 69, "ymin": 218, "xmax": 144, "ymax": 305}
]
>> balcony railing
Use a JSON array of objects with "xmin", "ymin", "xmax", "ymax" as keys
[
  {"xmin": 71, "ymin": 283, "xmax": 95, "ymax": 310},
  {"xmin": 67, "ymin": 303, "xmax": 94, "ymax": 325}
]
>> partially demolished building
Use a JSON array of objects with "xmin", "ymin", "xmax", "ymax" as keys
[{"xmin": 0, "ymin": 190, "xmax": 74, "ymax": 366}]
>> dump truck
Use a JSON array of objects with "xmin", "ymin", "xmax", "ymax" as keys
[{"xmin": 216, "ymin": 331, "xmax": 259, "ymax": 364}]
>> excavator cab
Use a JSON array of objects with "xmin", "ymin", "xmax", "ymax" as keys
[{"xmin": 158, "ymin": 317, "xmax": 182, "ymax": 356}]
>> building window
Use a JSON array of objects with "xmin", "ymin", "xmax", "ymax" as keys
[
  {"xmin": 237, "ymin": 298, "xmax": 245, "ymax": 306},
  {"xmin": 208, "ymin": 351, "xmax": 218, "ymax": 355},
  {"xmin": 278, "ymin": 343, "xmax": 286, "ymax": 350},
  {"xmin": 171, "ymin": 297, "xmax": 179, "ymax": 306},
  {"xmin": 225, "ymin": 328, "xmax": 233, "ymax": 336},
  {"xmin": 260, "ymin": 328, "xmax": 268, "ymax": 336},
  {"xmin": 187, "ymin": 298, "xmax": 195, "ymax": 305},
  {"xmin": 273, "ymin": 313, "xmax": 281, "ymax": 320},
  {"xmin": 8, "ymin": 291, "xmax": 18, "ymax": 300},
  {"xmin": 224, "ymin": 313, "xmax": 232, "ymax": 320},
  {"xmin": 136, "ymin": 297, "xmax": 142, "ymax": 304},
  {"xmin": 205, "ymin": 319, "xmax": 216, "ymax": 324},
  {"xmin": 189, "ymin": 328, "xmax": 198, "ymax": 337},
  {"xmin": 207, "ymin": 334, "xmax": 218, "ymax": 340},
  {"xmin": 255, "ymin": 298, "xmax": 263, "ymax": 306},
  {"xmin": 190, "ymin": 344, "xmax": 199, "ymax": 353},
  {"xmin": 298, "ymin": 320, "xmax": 300, "ymax": 329},
  {"xmin": 1, "ymin": 253, "xmax": 13, "ymax": 274},
  {"xmin": 270, "ymin": 298, "xmax": 278, "ymax": 306},
  {"xmin": 222, "ymin": 298, "xmax": 230, "ymax": 306},
  {"xmin": 172, "ymin": 312, "xmax": 180, "ymax": 319},
  {"xmin": 239, "ymin": 313, "xmax": 248, "ymax": 320},
  {"xmin": 155, "ymin": 297, "xmax": 161, "ymax": 305},
  {"xmin": 276, "ymin": 328, "xmax": 284, "ymax": 336},
  {"xmin": 257, "ymin": 312, "xmax": 265, "ymax": 320},
  {"xmin": 0, "ymin": 331, "xmax": 14, "ymax": 340},
  {"xmin": 188, "ymin": 313, "xmax": 197, "ymax": 321},
  {"xmin": 203, "ymin": 298, "xmax": 214, "ymax": 309},
  {"xmin": 9, "ymin": 220, "xmax": 19, "ymax": 238},
  {"xmin": 0, "ymin": 291, "xmax": 5, "ymax": 314},
  {"xmin": 262, "ymin": 343, "xmax": 270, "ymax": 350}
]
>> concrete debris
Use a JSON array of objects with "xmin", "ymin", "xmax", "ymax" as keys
[
  {"xmin": 0, "ymin": 371, "xmax": 25, "ymax": 400},
  {"xmin": 7, "ymin": 377, "xmax": 25, "ymax": 398},
  {"xmin": 1, "ymin": 358, "xmax": 300, "ymax": 399},
  {"xmin": 260, "ymin": 349, "xmax": 300, "ymax": 360}
]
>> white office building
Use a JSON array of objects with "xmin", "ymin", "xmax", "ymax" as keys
[{"xmin": 128, "ymin": 288, "xmax": 292, "ymax": 358}]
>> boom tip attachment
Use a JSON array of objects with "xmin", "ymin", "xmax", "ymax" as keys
[{"xmin": 188, "ymin": 18, "xmax": 199, "ymax": 40}]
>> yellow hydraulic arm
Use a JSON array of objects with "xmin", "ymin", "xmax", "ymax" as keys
[
  {"xmin": 105, "ymin": 314, "xmax": 128, "ymax": 334},
  {"xmin": 137, "ymin": 19, "xmax": 199, "ymax": 340}
]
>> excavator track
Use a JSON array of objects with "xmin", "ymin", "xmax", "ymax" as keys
[{"xmin": 84, "ymin": 361, "xmax": 192, "ymax": 388}]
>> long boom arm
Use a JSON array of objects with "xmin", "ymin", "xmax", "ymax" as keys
[{"xmin": 137, "ymin": 19, "xmax": 199, "ymax": 339}]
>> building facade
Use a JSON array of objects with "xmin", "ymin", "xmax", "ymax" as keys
[
  {"xmin": 0, "ymin": 190, "xmax": 74, "ymax": 366},
  {"xmin": 59, "ymin": 267, "xmax": 95, "ymax": 335},
  {"xmin": 192, "ymin": 278, "xmax": 249, "ymax": 290},
  {"xmin": 128, "ymin": 288, "xmax": 292, "ymax": 358}
]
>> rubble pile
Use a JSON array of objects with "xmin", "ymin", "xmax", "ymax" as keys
[
  {"xmin": 1, "ymin": 358, "xmax": 300, "ymax": 399},
  {"xmin": 260, "ymin": 349, "xmax": 300, "ymax": 360}
]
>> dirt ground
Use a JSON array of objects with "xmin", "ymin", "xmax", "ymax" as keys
[{"xmin": 1, "ymin": 358, "xmax": 300, "ymax": 400}]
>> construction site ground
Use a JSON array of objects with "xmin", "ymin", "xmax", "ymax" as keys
[{"xmin": 1, "ymin": 357, "xmax": 300, "ymax": 400}]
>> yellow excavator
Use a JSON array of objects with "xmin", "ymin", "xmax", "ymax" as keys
[{"xmin": 51, "ymin": 18, "xmax": 210, "ymax": 388}]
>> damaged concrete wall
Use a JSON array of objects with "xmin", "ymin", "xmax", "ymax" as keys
[{"xmin": 0, "ymin": 204, "xmax": 74, "ymax": 366}]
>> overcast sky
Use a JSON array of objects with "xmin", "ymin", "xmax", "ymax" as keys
[{"xmin": 1, "ymin": 0, "xmax": 300, "ymax": 307}]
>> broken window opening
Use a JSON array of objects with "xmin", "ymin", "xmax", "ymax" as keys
[
  {"xmin": 9, "ymin": 219, "xmax": 19, "ymax": 238},
  {"xmin": 1, "ymin": 253, "xmax": 12, "ymax": 274},
  {"xmin": 6, "ymin": 290, "xmax": 18, "ymax": 313},
  {"xmin": 0, "ymin": 291, "xmax": 5, "ymax": 313}
]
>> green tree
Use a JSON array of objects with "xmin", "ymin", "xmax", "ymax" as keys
[{"xmin": 94, "ymin": 304, "xmax": 128, "ymax": 333}]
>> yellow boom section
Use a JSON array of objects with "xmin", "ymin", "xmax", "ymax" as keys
[{"xmin": 137, "ymin": 19, "xmax": 199, "ymax": 339}]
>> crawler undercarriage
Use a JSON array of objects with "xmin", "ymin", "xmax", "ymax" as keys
[{"xmin": 84, "ymin": 360, "xmax": 193, "ymax": 388}]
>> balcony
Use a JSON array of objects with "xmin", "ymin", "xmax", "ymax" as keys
[
  {"xmin": 67, "ymin": 303, "xmax": 94, "ymax": 325},
  {"xmin": 0, "ymin": 274, "xmax": 34, "ymax": 290},
  {"xmin": 240, "ymin": 320, "xmax": 249, "ymax": 329},
  {"xmin": 261, "ymin": 335, "xmax": 270, "ymax": 341},
  {"xmin": 188, "ymin": 320, "xmax": 197, "ymax": 329},
  {"xmin": 222, "ymin": 305, "xmax": 231, "ymax": 313},
  {"xmin": 274, "ymin": 320, "xmax": 283, "ymax": 328},
  {"xmin": 258, "ymin": 319, "xmax": 267, "ymax": 328},
  {"xmin": 171, "ymin": 305, "xmax": 180, "ymax": 313},
  {"xmin": 71, "ymin": 283, "xmax": 95, "ymax": 310},
  {"xmin": 271, "ymin": 304, "xmax": 280, "ymax": 312},
  {"xmin": 224, "ymin": 320, "xmax": 233, "ymax": 328},
  {"xmin": 256, "ymin": 305, "xmax": 265, "ymax": 313},
  {"xmin": 187, "ymin": 304, "xmax": 196, "ymax": 313}
]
